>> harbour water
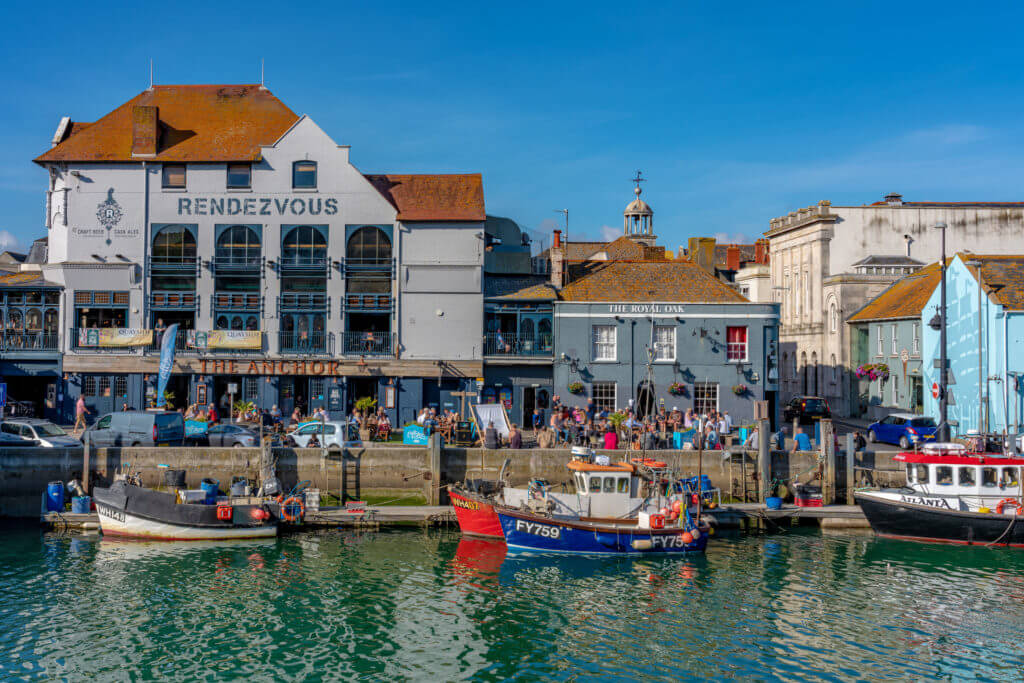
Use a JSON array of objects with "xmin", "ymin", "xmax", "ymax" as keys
[{"xmin": 1, "ymin": 527, "xmax": 1023, "ymax": 681}]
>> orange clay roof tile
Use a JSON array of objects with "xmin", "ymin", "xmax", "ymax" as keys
[
  {"xmin": 847, "ymin": 261, "xmax": 944, "ymax": 322},
  {"xmin": 35, "ymin": 85, "xmax": 299, "ymax": 163},
  {"xmin": 364, "ymin": 174, "xmax": 485, "ymax": 222},
  {"xmin": 560, "ymin": 260, "xmax": 748, "ymax": 303}
]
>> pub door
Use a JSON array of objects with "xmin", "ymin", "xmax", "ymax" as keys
[
  {"xmin": 279, "ymin": 377, "xmax": 296, "ymax": 418},
  {"xmin": 522, "ymin": 386, "xmax": 535, "ymax": 427}
]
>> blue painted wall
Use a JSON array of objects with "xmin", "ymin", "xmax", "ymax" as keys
[{"xmin": 921, "ymin": 256, "xmax": 1024, "ymax": 435}]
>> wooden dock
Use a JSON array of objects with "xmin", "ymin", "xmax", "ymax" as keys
[{"xmin": 706, "ymin": 503, "xmax": 869, "ymax": 530}]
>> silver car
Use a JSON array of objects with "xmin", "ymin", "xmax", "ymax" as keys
[
  {"xmin": 0, "ymin": 419, "xmax": 79, "ymax": 447},
  {"xmin": 289, "ymin": 421, "xmax": 357, "ymax": 450}
]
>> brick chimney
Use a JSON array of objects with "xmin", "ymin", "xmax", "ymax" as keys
[
  {"xmin": 550, "ymin": 229, "xmax": 564, "ymax": 288},
  {"xmin": 131, "ymin": 105, "xmax": 159, "ymax": 157},
  {"xmin": 726, "ymin": 244, "xmax": 741, "ymax": 272},
  {"xmin": 755, "ymin": 238, "xmax": 769, "ymax": 264}
]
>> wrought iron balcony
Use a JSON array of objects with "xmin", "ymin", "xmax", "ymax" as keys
[
  {"xmin": 340, "ymin": 331, "xmax": 393, "ymax": 357},
  {"xmin": 0, "ymin": 332, "xmax": 60, "ymax": 352},
  {"xmin": 149, "ymin": 291, "xmax": 199, "ymax": 310},
  {"xmin": 277, "ymin": 255, "xmax": 330, "ymax": 274},
  {"xmin": 212, "ymin": 252, "xmax": 263, "ymax": 273},
  {"xmin": 277, "ymin": 331, "xmax": 331, "ymax": 355},
  {"xmin": 483, "ymin": 332, "xmax": 553, "ymax": 357},
  {"xmin": 342, "ymin": 293, "xmax": 392, "ymax": 313},
  {"xmin": 278, "ymin": 293, "xmax": 329, "ymax": 313},
  {"xmin": 211, "ymin": 292, "xmax": 262, "ymax": 314}
]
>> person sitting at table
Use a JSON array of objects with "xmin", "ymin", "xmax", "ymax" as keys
[
  {"xmin": 603, "ymin": 426, "xmax": 618, "ymax": 450},
  {"xmin": 377, "ymin": 412, "xmax": 392, "ymax": 441},
  {"xmin": 484, "ymin": 421, "xmax": 499, "ymax": 449},
  {"xmin": 536, "ymin": 426, "xmax": 555, "ymax": 449},
  {"xmin": 364, "ymin": 411, "xmax": 379, "ymax": 438}
]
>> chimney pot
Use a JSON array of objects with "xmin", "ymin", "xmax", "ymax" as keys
[
  {"xmin": 726, "ymin": 244, "xmax": 741, "ymax": 272},
  {"xmin": 552, "ymin": 229, "xmax": 562, "ymax": 249}
]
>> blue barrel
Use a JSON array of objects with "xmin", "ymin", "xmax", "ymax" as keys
[
  {"xmin": 71, "ymin": 496, "xmax": 91, "ymax": 514},
  {"xmin": 200, "ymin": 478, "xmax": 219, "ymax": 505},
  {"xmin": 46, "ymin": 482, "xmax": 64, "ymax": 512}
]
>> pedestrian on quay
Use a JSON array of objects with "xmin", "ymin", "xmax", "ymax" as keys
[
  {"xmin": 792, "ymin": 427, "xmax": 812, "ymax": 453},
  {"xmin": 73, "ymin": 395, "xmax": 90, "ymax": 435},
  {"xmin": 508, "ymin": 424, "xmax": 522, "ymax": 449}
]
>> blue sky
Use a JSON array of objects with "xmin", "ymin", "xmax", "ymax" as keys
[{"xmin": 2, "ymin": 1, "xmax": 1023, "ymax": 253}]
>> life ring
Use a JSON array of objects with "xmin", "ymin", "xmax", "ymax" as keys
[
  {"xmin": 280, "ymin": 496, "xmax": 305, "ymax": 523},
  {"xmin": 995, "ymin": 498, "xmax": 1023, "ymax": 515}
]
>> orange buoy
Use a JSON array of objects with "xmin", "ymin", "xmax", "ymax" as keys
[{"xmin": 680, "ymin": 532, "xmax": 694, "ymax": 544}]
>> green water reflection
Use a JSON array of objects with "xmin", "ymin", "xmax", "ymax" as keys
[{"xmin": 1, "ymin": 527, "xmax": 1023, "ymax": 681}]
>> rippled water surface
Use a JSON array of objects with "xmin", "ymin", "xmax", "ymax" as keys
[{"xmin": 2, "ymin": 526, "xmax": 1024, "ymax": 681}]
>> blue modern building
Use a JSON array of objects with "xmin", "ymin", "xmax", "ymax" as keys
[{"xmin": 920, "ymin": 255, "xmax": 1024, "ymax": 436}]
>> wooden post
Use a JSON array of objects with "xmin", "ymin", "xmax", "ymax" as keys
[
  {"xmin": 427, "ymin": 432, "xmax": 442, "ymax": 506},
  {"xmin": 821, "ymin": 418, "xmax": 835, "ymax": 505},
  {"xmin": 758, "ymin": 418, "xmax": 771, "ymax": 502},
  {"xmin": 82, "ymin": 432, "xmax": 91, "ymax": 495},
  {"xmin": 845, "ymin": 432, "xmax": 857, "ymax": 504}
]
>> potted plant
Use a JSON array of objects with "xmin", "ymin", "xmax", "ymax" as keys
[
  {"xmin": 163, "ymin": 391, "xmax": 175, "ymax": 410},
  {"xmin": 668, "ymin": 382, "xmax": 687, "ymax": 396},
  {"xmin": 567, "ymin": 381, "xmax": 585, "ymax": 395},
  {"xmin": 855, "ymin": 363, "xmax": 890, "ymax": 382},
  {"xmin": 355, "ymin": 396, "xmax": 377, "ymax": 441},
  {"xmin": 608, "ymin": 411, "xmax": 626, "ymax": 431},
  {"xmin": 732, "ymin": 384, "xmax": 747, "ymax": 396}
]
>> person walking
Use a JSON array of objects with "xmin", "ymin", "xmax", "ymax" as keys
[{"xmin": 73, "ymin": 395, "xmax": 90, "ymax": 436}]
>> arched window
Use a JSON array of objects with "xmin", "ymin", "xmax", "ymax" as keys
[
  {"xmin": 26, "ymin": 309, "xmax": 41, "ymax": 331},
  {"xmin": 782, "ymin": 352, "xmax": 789, "ymax": 381},
  {"xmin": 216, "ymin": 315, "xmax": 229, "ymax": 330},
  {"xmin": 152, "ymin": 225, "xmax": 196, "ymax": 264},
  {"xmin": 346, "ymin": 227, "xmax": 392, "ymax": 265},
  {"xmin": 831, "ymin": 354, "xmax": 838, "ymax": 382},
  {"xmin": 811, "ymin": 352, "xmax": 818, "ymax": 395},
  {"xmin": 44, "ymin": 309, "xmax": 58, "ymax": 333},
  {"xmin": 293, "ymin": 160, "xmax": 317, "ymax": 189},
  {"xmin": 282, "ymin": 226, "xmax": 326, "ymax": 265},
  {"xmin": 829, "ymin": 302, "xmax": 838, "ymax": 333},
  {"xmin": 7, "ymin": 310, "xmax": 22, "ymax": 330},
  {"xmin": 538, "ymin": 319, "xmax": 553, "ymax": 350},
  {"xmin": 217, "ymin": 225, "xmax": 261, "ymax": 265},
  {"xmin": 520, "ymin": 318, "xmax": 535, "ymax": 340}
]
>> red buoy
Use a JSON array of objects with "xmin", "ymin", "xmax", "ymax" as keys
[{"xmin": 680, "ymin": 532, "xmax": 694, "ymax": 544}]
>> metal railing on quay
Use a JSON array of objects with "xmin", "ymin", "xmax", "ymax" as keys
[{"xmin": 483, "ymin": 332, "xmax": 553, "ymax": 357}]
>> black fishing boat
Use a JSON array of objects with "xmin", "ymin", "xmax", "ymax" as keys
[
  {"xmin": 856, "ymin": 443, "xmax": 1024, "ymax": 547},
  {"xmin": 93, "ymin": 481, "xmax": 278, "ymax": 540}
]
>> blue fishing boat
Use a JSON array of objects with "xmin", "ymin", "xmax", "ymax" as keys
[{"xmin": 496, "ymin": 457, "xmax": 711, "ymax": 555}]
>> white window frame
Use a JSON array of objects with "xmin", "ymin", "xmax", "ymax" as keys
[
  {"xmin": 591, "ymin": 325, "xmax": 616, "ymax": 362},
  {"xmin": 912, "ymin": 323, "xmax": 920, "ymax": 353},
  {"xmin": 829, "ymin": 302, "xmax": 837, "ymax": 333},
  {"xmin": 877, "ymin": 326, "xmax": 883, "ymax": 355},
  {"xmin": 591, "ymin": 381, "xmax": 617, "ymax": 412},
  {"xmin": 891, "ymin": 373, "xmax": 899, "ymax": 405},
  {"xmin": 694, "ymin": 383, "xmax": 719, "ymax": 415},
  {"xmin": 891, "ymin": 324, "xmax": 898, "ymax": 355},
  {"xmin": 726, "ymin": 326, "xmax": 748, "ymax": 362},
  {"xmin": 653, "ymin": 325, "xmax": 675, "ymax": 362}
]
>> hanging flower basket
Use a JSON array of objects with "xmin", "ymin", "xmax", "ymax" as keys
[
  {"xmin": 855, "ymin": 363, "xmax": 890, "ymax": 382},
  {"xmin": 668, "ymin": 382, "xmax": 687, "ymax": 397},
  {"xmin": 732, "ymin": 384, "xmax": 747, "ymax": 396},
  {"xmin": 567, "ymin": 381, "xmax": 585, "ymax": 395}
]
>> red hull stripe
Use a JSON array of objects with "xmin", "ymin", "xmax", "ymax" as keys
[
  {"xmin": 877, "ymin": 532, "xmax": 1024, "ymax": 548},
  {"xmin": 450, "ymin": 493, "xmax": 504, "ymax": 539}
]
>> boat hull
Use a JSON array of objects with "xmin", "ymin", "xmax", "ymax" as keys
[
  {"xmin": 856, "ymin": 491, "xmax": 1024, "ymax": 547},
  {"xmin": 497, "ymin": 508, "xmax": 708, "ymax": 555},
  {"xmin": 450, "ymin": 490, "xmax": 504, "ymax": 539},
  {"xmin": 94, "ymin": 482, "xmax": 278, "ymax": 541}
]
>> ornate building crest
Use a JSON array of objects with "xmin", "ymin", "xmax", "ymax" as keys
[{"xmin": 96, "ymin": 188, "xmax": 124, "ymax": 228}]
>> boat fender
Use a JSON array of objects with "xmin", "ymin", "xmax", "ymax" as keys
[
  {"xmin": 995, "ymin": 498, "xmax": 1023, "ymax": 515},
  {"xmin": 690, "ymin": 528, "xmax": 701, "ymax": 541},
  {"xmin": 671, "ymin": 500, "xmax": 682, "ymax": 513},
  {"xmin": 216, "ymin": 505, "xmax": 233, "ymax": 521},
  {"xmin": 281, "ymin": 496, "xmax": 305, "ymax": 523},
  {"xmin": 631, "ymin": 539, "xmax": 653, "ymax": 551},
  {"xmin": 680, "ymin": 532, "xmax": 694, "ymax": 544},
  {"xmin": 691, "ymin": 494, "xmax": 700, "ymax": 505},
  {"xmin": 707, "ymin": 526, "xmax": 715, "ymax": 536},
  {"xmin": 251, "ymin": 508, "xmax": 270, "ymax": 521}
]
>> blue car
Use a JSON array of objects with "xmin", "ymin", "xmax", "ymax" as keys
[{"xmin": 867, "ymin": 413, "xmax": 938, "ymax": 448}]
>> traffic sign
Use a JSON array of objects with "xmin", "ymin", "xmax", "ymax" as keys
[
  {"xmin": 947, "ymin": 390, "xmax": 956, "ymax": 407},
  {"xmin": 946, "ymin": 369, "xmax": 956, "ymax": 386},
  {"xmin": 931, "ymin": 382, "xmax": 940, "ymax": 399}
]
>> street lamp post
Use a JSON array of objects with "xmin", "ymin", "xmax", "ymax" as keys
[{"xmin": 937, "ymin": 222, "xmax": 949, "ymax": 442}]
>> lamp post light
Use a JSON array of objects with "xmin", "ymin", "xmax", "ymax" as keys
[{"xmin": 936, "ymin": 222, "xmax": 949, "ymax": 442}]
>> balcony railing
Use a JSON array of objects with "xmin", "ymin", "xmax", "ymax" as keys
[
  {"xmin": 212, "ymin": 252, "xmax": 263, "ymax": 272},
  {"xmin": 211, "ymin": 292, "xmax": 262, "ymax": 313},
  {"xmin": 149, "ymin": 329, "xmax": 263, "ymax": 355},
  {"xmin": 278, "ymin": 293, "xmax": 329, "ymax": 313},
  {"xmin": 484, "ymin": 332, "xmax": 553, "ymax": 357},
  {"xmin": 0, "ymin": 332, "xmax": 59, "ymax": 351},
  {"xmin": 339, "ymin": 257, "xmax": 396, "ymax": 276},
  {"xmin": 340, "ymin": 331, "xmax": 393, "ymax": 357},
  {"xmin": 150, "ymin": 291, "xmax": 199, "ymax": 310},
  {"xmin": 150, "ymin": 256, "xmax": 200, "ymax": 274},
  {"xmin": 277, "ymin": 255, "xmax": 329, "ymax": 273},
  {"xmin": 277, "ymin": 331, "xmax": 331, "ymax": 355},
  {"xmin": 342, "ymin": 293, "xmax": 392, "ymax": 312}
]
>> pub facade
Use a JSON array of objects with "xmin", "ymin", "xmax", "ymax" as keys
[{"xmin": 36, "ymin": 85, "xmax": 484, "ymax": 423}]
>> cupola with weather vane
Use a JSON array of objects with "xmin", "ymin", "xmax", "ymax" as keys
[{"xmin": 624, "ymin": 170, "xmax": 655, "ymax": 245}]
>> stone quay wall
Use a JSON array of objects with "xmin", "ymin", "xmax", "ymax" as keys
[{"xmin": 0, "ymin": 445, "xmax": 903, "ymax": 518}]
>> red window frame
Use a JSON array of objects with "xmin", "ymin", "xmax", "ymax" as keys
[{"xmin": 727, "ymin": 326, "xmax": 748, "ymax": 362}]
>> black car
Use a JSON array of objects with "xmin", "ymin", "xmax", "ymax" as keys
[
  {"xmin": 200, "ymin": 424, "xmax": 260, "ymax": 448},
  {"xmin": 783, "ymin": 396, "xmax": 831, "ymax": 424}
]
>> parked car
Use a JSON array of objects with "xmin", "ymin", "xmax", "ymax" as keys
[
  {"xmin": 782, "ymin": 396, "xmax": 831, "ymax": 424},
  {"xmin": 0, "ymin": 428, "xmax": 38, "ymax": 447},
  {"xmin": 288, "ymin": 420, "xmax": 355, "ymax": 450},
  {"xmin": 867, "ymin": 413, "xmax": 938, "ymax": 448},
  {"xmin": 0, "ymin": 419, "xmax": 80, "ymax": 448},
  {"xmin": 203, "ymin": 424, "xmax": 260, "ymax": 448},
  {"xmin": 82, "ymin": 410, "xmax": 185, "ymax": 447}
]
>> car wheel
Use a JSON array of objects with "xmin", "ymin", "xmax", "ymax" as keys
[
  {"xmin": 899, "ymin": 435, "xmax": 910, "ymax": 449},
  {"xmin": 867, "ymin": 430, "xmax": 877, "ymax": 443},
  {"xmin": 233, "ymin": 442, "xmax": 245, "ymax": 448},
  {"xmin": 131, "ymin": 442, "xmax": 141, "ymax": 447},
  {"xmin": 328, "ymin": 444, "xmax": 341, "ymax": 452}
]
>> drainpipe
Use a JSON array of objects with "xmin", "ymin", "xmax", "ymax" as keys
[
  {"xmin": 142, "ymin": 162, "xmax": 150, "ymax": 329},
  {"xmin": 1004, "ymin": 310, "xmax": 1011, "ymax": 438}
]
